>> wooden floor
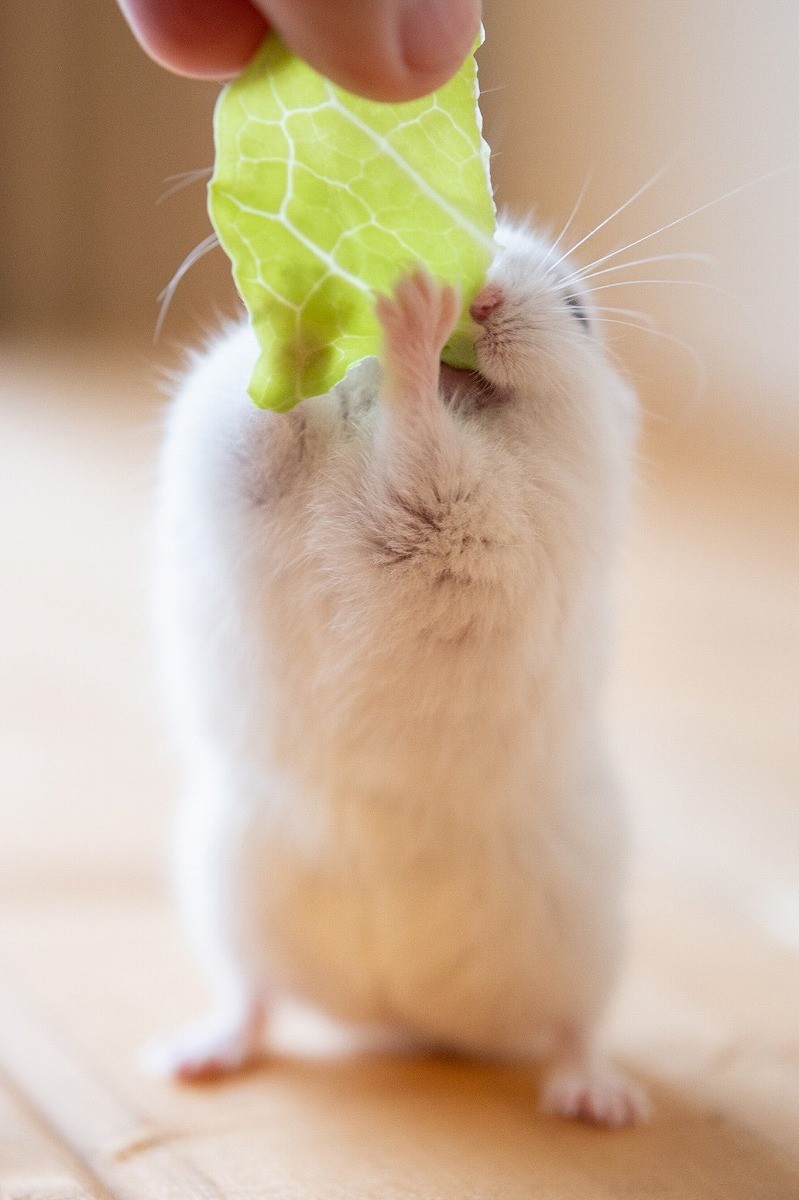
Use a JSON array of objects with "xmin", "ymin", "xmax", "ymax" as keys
[{"xmin": 2, "ymin": 338, "xmax": 798, "ymax": 1198}]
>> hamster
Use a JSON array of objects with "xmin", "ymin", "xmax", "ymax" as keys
[{"xmin": 146, "ymin": 218, "xmax": 648, "ymax": 1127}]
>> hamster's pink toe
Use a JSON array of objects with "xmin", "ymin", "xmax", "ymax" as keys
[{"xmin": 541, "ymin": 1065, "xmax": 651, "ymax": 1128}]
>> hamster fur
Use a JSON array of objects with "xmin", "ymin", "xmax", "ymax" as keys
[{"xmin": 147, "ymin": 219, "xmax": 648, "ymax": 1126}]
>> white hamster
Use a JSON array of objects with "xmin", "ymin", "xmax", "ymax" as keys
[{"xmin": 147, "ymin": 218, "xmax": 648, "ymax": 1127}]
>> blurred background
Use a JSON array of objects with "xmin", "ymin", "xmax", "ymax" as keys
[
  {"xmin": 1, "ymin": 0, "xmax": 797, "ymax": 442},
  {"xmin": 1, "ymin": 0, "xmax": 798, "ymax": 1175}
]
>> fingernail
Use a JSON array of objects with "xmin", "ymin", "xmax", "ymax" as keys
[{"xmin": 399, "ymin": 0, "xmax": 480, "ymax": 78}]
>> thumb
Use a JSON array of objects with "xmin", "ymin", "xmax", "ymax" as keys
[{"xmin": 255, "ymin": 0, "xmax": 481, "ymax": 102}]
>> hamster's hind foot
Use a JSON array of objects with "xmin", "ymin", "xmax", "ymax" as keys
[
  {"xmin": 540, "ymin": 1061, "xmax": 651, "ymax": 1128},
  {"xmin": 140, "ymin": 996, "xmax": 267, "ymax": 1083},
  {"xmin": 539, "ymin": 1026, "xmax": 650, "ymax": 1128}
]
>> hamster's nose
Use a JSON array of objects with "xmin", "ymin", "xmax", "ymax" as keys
[{"xmin": 469, "ymin": 283, "xmax": 504, "ymax": 324}]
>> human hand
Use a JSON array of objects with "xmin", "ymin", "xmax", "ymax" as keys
[{"xmin": 117, "ymin": 0, "xmax": 481, "ymax": 102}]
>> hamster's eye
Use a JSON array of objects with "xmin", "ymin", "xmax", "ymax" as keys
[{"xmin": 564, "ymin": 292, "xmax": 590, "ymax": 332}]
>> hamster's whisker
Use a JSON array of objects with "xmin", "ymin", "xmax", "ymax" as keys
[
  {"xmin": 587, "ymin": 276, "xmax": 764, "ymax": 337},
  {"xmin": 548, "ymin": 153, "xmax": 682, "ymax": 275},
  {"xmin": 157, "ymin": 166, "xmax": 213, "ymax": 204},
  {"xmin": 590, "ymin": 316, "xmax": 708, "ymax": 399},
  {"xmin": 560, "ymin": 251, "xmax": 715, "ymax": 290},
  {"xmin": 589, "ymin": 316, "xmax": 650, "ymax": 333},
  {"xmin": 589, "ymin": 305, "xmax": 657, "ymax": 329},
  {"xmin": 559, "ymin": 163, "xmax": 794, "ymax": 283},
  {"xmin": 155, "ymin": 233, "xmax": 220, "ymax": 341},
  {"xmin": 542, "ymin": 170, "xmax": 593, "ymax": 270},
  {"xmin": 591, "ymin": 277, "xmax": 730, "ymax": 295}
]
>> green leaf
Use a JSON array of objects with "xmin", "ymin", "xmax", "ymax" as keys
[{"xmin": 209, "ymin": 34, "xmax": 496, "ymax": 411}]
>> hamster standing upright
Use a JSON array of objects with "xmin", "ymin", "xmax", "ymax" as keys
[{"xmin": 148, "ymin": 218, "xmax": 649, "ymax": 1127}]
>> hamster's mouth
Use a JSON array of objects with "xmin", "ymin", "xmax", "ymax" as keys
[
  {"xmin": 439, "ymin": 362, "xmax": 503, "ymax": 408},
  {"xmin": 439, "ymin": 362, "xmax": 478, "ymax": 387}
]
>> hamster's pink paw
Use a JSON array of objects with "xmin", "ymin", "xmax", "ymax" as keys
[
  {"xmin": 375, "ymin": 269, "xmax": 460, "ymax": 408},
  {"xmin": 376, "ymin": 268, "xmax": 459, "ymax": 349},
  {"xmin": 540, "ymin": 1064, "xmax": 651, "ymax": 1128},
  {"xmin": 140, "ymin": 1003, "xmax": 265, "ymax": 1083}
]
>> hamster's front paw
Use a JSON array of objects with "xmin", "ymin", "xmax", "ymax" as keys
[
  {"xmin": 375, "ymin": 269, "xmax": 460, "ymax": 409},
  {"xmin": 540, "ymin": 1063, "xmax": 651, "ymax": 1128},
  {"xmin": 140, "ymin": 1000, "xmax": 266, "ymax": 1083}
]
